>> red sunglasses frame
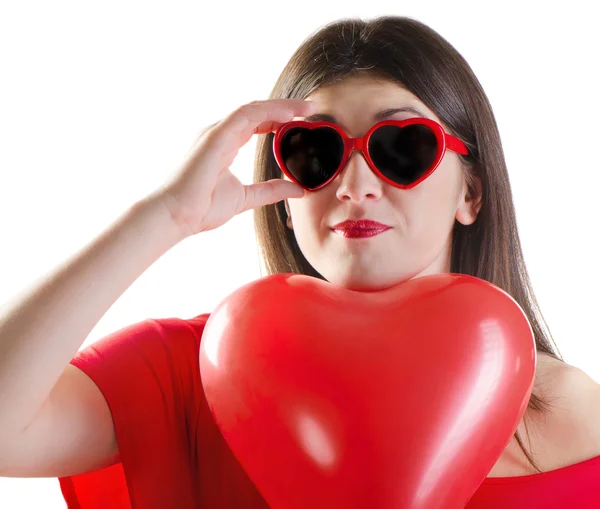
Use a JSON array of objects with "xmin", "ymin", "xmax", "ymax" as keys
[{"xmin": 272, "ymin": 117, "xmax": 470, "ymax": 191}]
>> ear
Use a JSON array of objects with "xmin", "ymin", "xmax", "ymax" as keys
[
  {"xmin": 284, "ymin": 199, "xmax": 293, "ymax": 229},
  {"xmin": 456, "ymin": 175, "xmax": 482, "ymax": 226}
]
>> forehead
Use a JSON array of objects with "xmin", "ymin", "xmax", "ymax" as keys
[{"xmin": 303, "ymin": 74, "xmax": 442, "ymax": 131}]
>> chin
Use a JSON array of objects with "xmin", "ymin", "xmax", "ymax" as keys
[{"xmin": 324, "ymin": 271, "xmax": 411, "ymax": 293}]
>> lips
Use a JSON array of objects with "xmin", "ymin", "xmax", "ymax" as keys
[
  {"xmin": 332, "ymin": 219, "xmax": 390, "ymax": 229},
  {"xmin": 331, "ymin": 219, "xmax": 392, "ymax": 238}
]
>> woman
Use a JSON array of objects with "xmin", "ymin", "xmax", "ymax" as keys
[{"xmin": 0, "ymin": 15, "xmax": 598, "ymax": 509}]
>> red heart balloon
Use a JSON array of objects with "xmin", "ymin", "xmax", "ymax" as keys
[{"xmin": 199, "ymin": 273, "xmax": 536, "ymax": 509}]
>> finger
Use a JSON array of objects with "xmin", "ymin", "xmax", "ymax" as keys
[
  {"xmin": 240, "ymin": 179, "xmax": 305, "ymax": 213},
  {"xmin": 190, "ymin": 117, "xmax": 283, "ymax": 154},
  {"xmin": 209, "ymin": 99, "xmax": 317, "ymax": 153}
]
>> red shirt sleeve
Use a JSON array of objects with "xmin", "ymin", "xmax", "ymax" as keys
[{"xmin": 58, "ymin": 313, "xmax": 210, "ymax": 509}]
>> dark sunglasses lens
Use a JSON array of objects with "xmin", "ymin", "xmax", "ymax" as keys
[
  {"xmin": 368, "ymin": 124, "xmax": 438, "ymax": 186},
  {"xmin": 280, "ymin": 126, "xmax": 344, "ymax": 189}
]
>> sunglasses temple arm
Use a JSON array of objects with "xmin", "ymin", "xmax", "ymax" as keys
[{"xmin": 446, "ymin": 134, "xmax": 469, "ymax": 155}]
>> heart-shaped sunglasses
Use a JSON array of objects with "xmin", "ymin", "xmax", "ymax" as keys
[{"xmin": 273, "ymin": 117, "xmax": 469, "ymax": 191}]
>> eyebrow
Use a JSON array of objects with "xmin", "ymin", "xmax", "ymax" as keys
[{"xmin": 303, "ymin": 106, "xmax": 430, "ymax": 127}]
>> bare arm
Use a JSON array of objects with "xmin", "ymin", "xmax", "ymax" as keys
[
  {"xmin": 0, "ymin": 192, "xmax": 189, "ymax": 476},
  {"xmin": 0, "ymin": 98, "xmax": 316, "ymax": 478}
]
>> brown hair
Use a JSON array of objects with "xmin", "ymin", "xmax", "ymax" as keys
[{"xmin": 253, "ymin": 15, "xmax": 562, "ymax": 473}]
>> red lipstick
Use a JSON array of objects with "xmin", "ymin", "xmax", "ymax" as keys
[{"xmin": 331, "ymin": 219, "xmax": 392, "ymax": 238}]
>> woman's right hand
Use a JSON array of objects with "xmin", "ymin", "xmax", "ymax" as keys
[{"xmin": 152, "ymin": 99, "xmax": 318, "ymax": 237}]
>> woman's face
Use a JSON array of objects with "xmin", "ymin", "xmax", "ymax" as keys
[{"xmin": 283, "ymin": 73, "xmax": 482, "ymax": 292}]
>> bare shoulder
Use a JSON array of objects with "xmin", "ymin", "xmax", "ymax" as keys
[
  {"xmin": 488, "ymin": 352, "xmax": 600, "ymax": 476},
  {"xmin": 527, "ymin": 352, "xmax": 600, "ymax": 465},
  {"xmin": 535, "ymin": 352, "xmax": 599, "ymax": 409}
]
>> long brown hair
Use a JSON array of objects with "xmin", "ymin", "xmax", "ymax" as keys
[{"xmin": 253, "ymin": 15, "xmax": 561, "ymax": 473}]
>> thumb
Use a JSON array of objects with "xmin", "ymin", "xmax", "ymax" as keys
[{"xmin": 241, "ymin": 179, "xmax": 305, "ymax": 212}]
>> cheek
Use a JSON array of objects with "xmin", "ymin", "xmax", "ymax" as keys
[
  {"xmin": 398, "ymin": 164, "xmax": 461, "ymax": 230},
  {"xmin": 287, "ymin": 200, "xmax": 328, "ymax": 242},
  {"xmin": 289, "ymin": 201, "xmax": 314, "ymax": 229},
  {"xmin": 419, "ymin": 157, "xmax": 463, "ymax": 206}
]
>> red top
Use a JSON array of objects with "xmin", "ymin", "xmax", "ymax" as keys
[{"xmin": 58, "ymin": 314, "xmax": 600, "ymax": 508}]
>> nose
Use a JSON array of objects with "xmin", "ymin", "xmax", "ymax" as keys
[{"xmin": 335, "ymin": 149, "xmax": 383, "ymax": 203}]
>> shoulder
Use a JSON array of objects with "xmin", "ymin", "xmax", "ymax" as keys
[
  {"xmin": 535, "ymin": 353, "xmax": 599, "ymax": 409},
  {"xmin": 526, "ymin": 353, "xmax": 600, "ymax": 467},
  {"xmin": 141, "ymin": 313, "xmax": 211, "ymax": 352},
  {"xmin": 149, "ymin": 313, "xmax": 211, "ymax": 370},
  {"xmin": 73, "ymin": 314, "xmax": 211, "ymax": 386}
]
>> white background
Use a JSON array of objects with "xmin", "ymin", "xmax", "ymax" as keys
[{"xmin": 1, "ymin": 1, "xmax": 598, "ymax": 507}]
